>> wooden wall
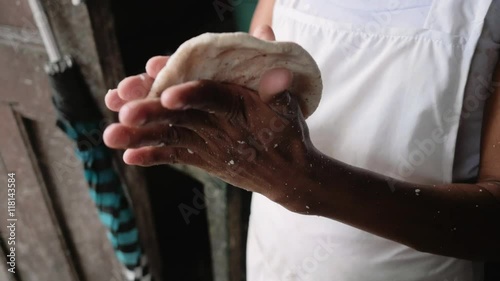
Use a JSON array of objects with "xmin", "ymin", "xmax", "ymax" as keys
[{"xmin": 0, "ymin": 0, "xmax": 124, "ymax": 280}]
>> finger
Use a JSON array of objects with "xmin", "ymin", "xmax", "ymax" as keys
[
  {"xmin": 103, "ymin": 123, "xmax": 205, "ymax": 149},
  {"xmin": 119, "ymin": 98, "xmax": 214, "ymax": 129},
  {"xmin": 258, "ymin": 68, "xmax": 293, "ymax": 103},
  {"xmin": 123, "ymin": 146, "xmax": 203, "ymax": 167},
  {"xmin": 252, "ymin": 25, "xmax": 276, "ymax": 41},
  {"xmin": 160, "ymin": 80, "xmax": 242, "ymax": 114},
  {"xmin": 145, "ymin": 56, "xmax": 169, "ymax": 78},
  {"xmin": 117, "ymin": 73, "xmax": 154, "ymax": 101},
  {"xmin": 104, "ymin": 89, "xmax": 126, "ymax": 112}
]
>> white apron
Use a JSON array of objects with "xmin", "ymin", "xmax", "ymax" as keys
[{"xmin": 247, "ymin": 0, "xmax": 493, "ymax": 280}]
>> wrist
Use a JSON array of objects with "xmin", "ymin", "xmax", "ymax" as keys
[{"xmin": 271, "ymin": 146, "xmax": 332, "ymax": 214}]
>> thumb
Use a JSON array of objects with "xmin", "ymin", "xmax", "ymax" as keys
[
  {"xmin": 252, "ymin": 24, "xmax": 276, "ymax": 41},
  {"xmin": 253, "ymin": 25, "xmax": 292, "ymax": 103},
  {"xmin": 258, "ymin": 68, "xmax": 293, "ymax": 104}
]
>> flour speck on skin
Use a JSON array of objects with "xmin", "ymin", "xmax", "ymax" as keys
[
  {"xmin": 237, "ymin": 140, "xmax": 246, "ymax": 144},
  {"xmin": 415, "ymin": 189, "xmax": 421, "ymax": 196},
  {"xmin": 228, "ymin": 160, "xmax": 235, "ymax": 165},
  {"xmin": 169, "ymin": 124, "xmax": 173, "ymax": 127},
  {"xmin": 187, "ymin": 149, "xmax": 194, "ymax": 154},
  {"xmin": 306, "ymin": 205, "xmax": 310, "ymax": 209},
  {"xmin": 274, "ymin": 143, "xmax": 278, "ymax": 148}
]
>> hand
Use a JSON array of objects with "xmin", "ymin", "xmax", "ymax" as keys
[
  {"xmin": 104, "ymin": 25, "xmax": 288, "ymax": 112},
  {"xmin": 103, "ymin": 26, "xmax": 318, "ymax": 202}
]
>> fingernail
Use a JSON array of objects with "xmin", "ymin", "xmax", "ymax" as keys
[
  {"xmin": 136, "ymin": 116, "xmax": 146, "ymax": 126},
  {"xmin": 174, "ymin": 101, "xmax": 186, "ymax": 109},
  {"xmin": 164, "ymin": 96, "xmax": 185, "ymax": 110},
  {"xmin": 106, "ymin": 89, "xmax": 113, "ymax": 99}
]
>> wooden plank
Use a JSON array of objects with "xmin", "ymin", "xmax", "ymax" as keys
[
  {"xmin": 0, "ymin": 0, "xmax": 127, "ymax": 279},
  {"xmin": 84, "ymin": 0, "xmax": 124, "ymax": 92},
  {"xmin": 170, "ymin": 165, "xmax": 230, "ymax": 281},
  {"xmin": 0, "ymin": 41, "xmax": 124, "ymax": 280},
  {"xmin": 228, "ymin": 187, "xmax": 243, "ymax": 281},
  {"xmin": 0, "ymin": 0, "xmax": 37, "ymax": 29},
  {"xmin": 83, "ymin": 1, "xmax": 164, "ymax": 279},
  {"xmin": 0, "ymin": 25, "xmax": 45, "ymax": 52},
  {"xmin": 0, "ymin": 262, "xmax": 18, "ymax": 281},
  {"xmin": 0, "ymin": 156, "xmax": 20, "ymax": 281},
  {"xmin": 206, "ymin": 184, "xmax": 230, "ymax": 281},
  {"xmin": 0, "ymin": 105, "xmax": 79, "ymax": 281}
]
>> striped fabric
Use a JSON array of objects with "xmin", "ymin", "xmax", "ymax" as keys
[{"xmin": 57, "ymin": 119, "xmax": 152, "ymax": 281}]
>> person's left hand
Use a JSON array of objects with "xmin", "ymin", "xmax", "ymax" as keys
[
  {"xmin": 103, "ymin": 26, "xmax": 320, "ymax": 204},
  {"xmin": 104, "ymin": 72, "xmax": 318, "ymax": 202}
]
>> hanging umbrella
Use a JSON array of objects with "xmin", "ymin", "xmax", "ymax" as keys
[{"xmin": 27, "ymin": 0, "xmax": 151, "ymax": 280}]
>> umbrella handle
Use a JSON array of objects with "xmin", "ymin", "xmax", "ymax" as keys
[{"xmin": 27, "ymin": 0, "xmax": 63, "ymax": 63}]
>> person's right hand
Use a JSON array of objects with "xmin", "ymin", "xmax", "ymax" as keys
[
  {"xmin": 104, "ymin": 55, "xmax": 169, "ymax": 112},
  {"xmin": 104, "ymin": 25, "xmax": 282, "ymax": 113}
]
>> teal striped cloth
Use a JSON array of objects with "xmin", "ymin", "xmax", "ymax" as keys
[{"xmin": 57, "ymin": 119, "xmax": 151, "ymax": 281}]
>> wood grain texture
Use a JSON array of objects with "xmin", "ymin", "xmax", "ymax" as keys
[
  {"xmin": 0, "ymin": 0, "xmax": 125, "ymax": 278},
  {"xmin": 83, "ymin": 1, "xmax": 164, "ymax": 279},
  {"xmin": 0, "ymin": 105, "xmax": 78, "ymax": 281},
  {"xmin": 0, "ymin": 158, "xmax": 20, "ymax": 281}
]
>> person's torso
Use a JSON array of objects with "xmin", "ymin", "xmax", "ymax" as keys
[{"xmin": 247, "ymin": 0, "xmax": 500, "ymax": 280}]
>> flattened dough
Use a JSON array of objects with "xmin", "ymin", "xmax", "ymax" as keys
[{"xmin": 148, "ymin": 32, "xmax": 322, "ymax": 118}]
